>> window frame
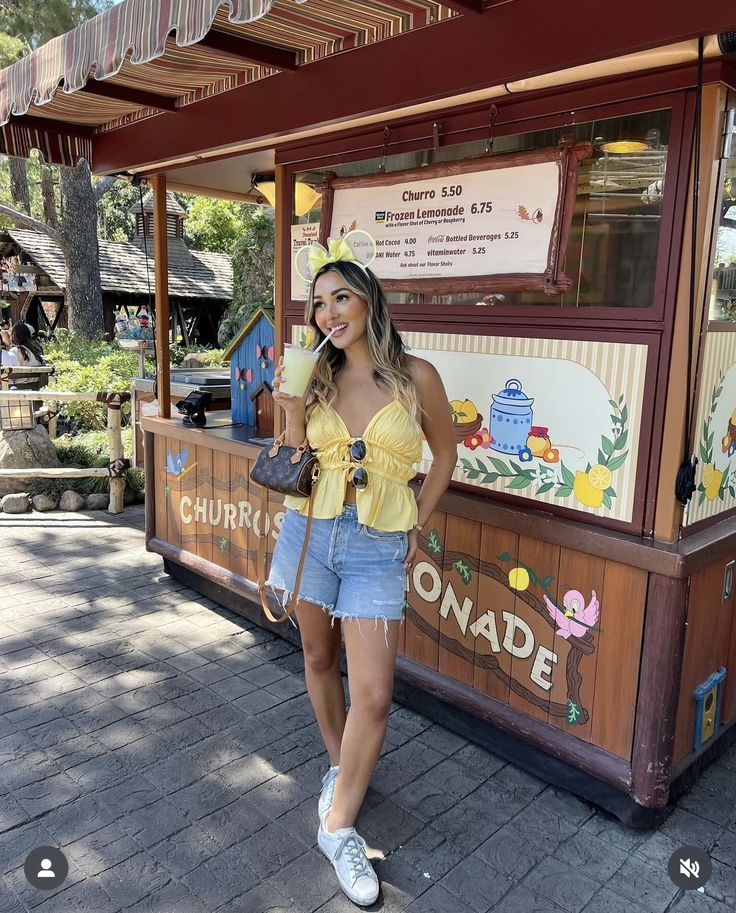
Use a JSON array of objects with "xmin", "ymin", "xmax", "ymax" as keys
[{"xmin": 282, "ymin": 91, "xmax": 691, "ymax": 328}]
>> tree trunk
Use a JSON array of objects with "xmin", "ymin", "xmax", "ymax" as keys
[
  {"xmin": 59, "ymin": 160, "xmax": 104, "ymax": 338},
  {"xmin": 40, "ymin": 167, "xmax": 58, "ymax": 229},
  {"xmin": 9, "ymin": 156, "xmax": 30, "ymax": 214}
]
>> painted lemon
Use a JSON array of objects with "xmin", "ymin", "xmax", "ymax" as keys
[
  {"xmin": 704, "ymin": 464, "xmax": 723, "ymax": 501},
  {"xmin": 573, "ymin": 470, "xmax": 604, "ymax": 508},
  {"xmin": 461, "ymin": 399, "xmax": 478, "ymax": 421},
  {"xmin": 508, "ymin": 567, "xmax": 530, "ymax": 591},
  {"xmin": 450, "ymin": 399, "xmax": 478, "ymax": 423},
  {"xmin": 588, "ymin": 464, "xmax": 613, "ymax": 491}
]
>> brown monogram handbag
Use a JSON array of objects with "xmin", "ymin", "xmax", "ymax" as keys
[{"xmin": 250, "ymin": 433, "xmax": 319, "ymax": 624}]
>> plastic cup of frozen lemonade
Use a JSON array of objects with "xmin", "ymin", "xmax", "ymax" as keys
[{"xmin": 279, "ymin": 344, "xmax": 319, "ymax": 397}]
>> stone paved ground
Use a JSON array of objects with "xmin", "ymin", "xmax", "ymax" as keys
[{"xmin": 1, "ymin": 506, "xmax": 735, "ymax": 913}]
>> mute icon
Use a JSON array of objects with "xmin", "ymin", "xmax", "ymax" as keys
[
  {"xmin": 679, "ymin": 858, "xmax": 699, "ymax": 879},
  {"xmin": 668, "ymin": 847, "xmax": 711, "ymax": 890}
]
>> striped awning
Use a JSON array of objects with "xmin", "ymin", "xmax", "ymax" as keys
[{"xmin": 0, "ymin": 0, "xmax": 457, "ymax": 166}]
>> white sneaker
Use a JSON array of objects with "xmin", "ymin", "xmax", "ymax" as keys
[
  {"xmin": 318, "ymin": 765, "xmax": 339, "ymax": 820},
  {"xmin": 318, "ymin": 810, "xmax": 379, "ymax": 907}
]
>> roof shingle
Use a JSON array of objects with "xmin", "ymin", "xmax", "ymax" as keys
[{"xmin": 7, "ymin": 229, "xmax": 232, "ymax": 301}]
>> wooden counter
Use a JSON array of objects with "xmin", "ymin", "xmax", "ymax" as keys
[{"xmin": 143, "ymin": 413, "xmax": 736, "ymax": 826}]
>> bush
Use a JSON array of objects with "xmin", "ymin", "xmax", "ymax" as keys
[
  {"xmin": 219, "ymin": 208, "xmax": 275, "ymax": 347},
  {"xmin": 44, "ymin": 331, "xmax": 226, "ymax": 431},
  {"xmin": 169, "ymin": 343, "xmax": 226, "ymax": 367},
  {"xmin": 28, "ymin": 427, "xmax": 142, "ymax": 499},
  {"xmin": 45, "ymin": 332, "xmax": 150, "ymax": 431}
]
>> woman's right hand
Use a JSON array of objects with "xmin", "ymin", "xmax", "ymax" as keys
[{"xmin": 272, "ymin": 356, "xmax": 307, "ymax": 418}]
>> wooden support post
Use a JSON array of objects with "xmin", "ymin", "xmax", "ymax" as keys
[
  {"xmin": 273, "ymin": 164, "xmax": 286, "ymax": 438},
  {"xmin": 143, "ymin": 430, "xmax": 155, "ymax": 546},
  {"xmin": 630, "ymin": 574, "xmax": 689, "ymax": 808},
  {"xmin": 107, "ymin": 398, "xmax": 125, "ymax": 514},
  {"xmin": 151, "ymin": 174, "xmax": 171, "ymax": 418}
]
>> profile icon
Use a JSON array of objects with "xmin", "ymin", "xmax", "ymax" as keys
[
  {"xmin": 37, "ymin": 858, "xmax": 55, "ymax": 878},
  {"xmin": 24, "ymin": 847, "xmax": 68, "ymax": 890}
]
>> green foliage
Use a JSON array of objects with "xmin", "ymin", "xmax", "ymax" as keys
[
  {"xmin": 56, "ymin": 428, "xmax": 133, "ymax": 463},
  {"xmin": 453, "ymin": 559, "xmax": 472, "ymax": 585},
  {"xmin": 45, "ymin": 331, "xmax": 151, "ymax": 430},
  {"xmin": 45, "ymin": 331, "xmax": 226, "ymax": 430},
  {"xmin": 169, "ymin": 343, "xmax": 226, "ymax": 368},
  {"xmin": 0, "ymin": 0, "xmax": 112, "ymax": 53},
  {"xmin": 0, "ymin": 151, "xmax": 57, "ymax": 229},
  {"xmin": 29, "ymin": 427, "xmax": 142, "ymax": 499},
  {"xmin": 183, "ymin": 196, "xmax": 255, "ymax": 255},
  {"xmin": 0, "ymin": 32, "xmax": 26, "ymax": 67},
  {"xmin": 97, "ymin": 178, "xmax": 140, "ymax": 241},
  {"xmin": 566, "ymin": 699, "xmax": 583, "ymax": 725},
  {"xmin": 219, "ymin": 207, "xmax": 275, "ymax": 346},
  {"xmin": 426, "ymin": 529, "xmax": 443, "ymax": 555}
]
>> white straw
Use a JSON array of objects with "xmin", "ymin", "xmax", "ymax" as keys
[{"xmin": 314, "ymin": 327, "xmax": 337, "ymax": 353}]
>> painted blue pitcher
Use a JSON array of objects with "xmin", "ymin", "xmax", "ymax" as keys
[{"xmin": 490, "ymin": 378, "xmax": 534, "ymax": 458}]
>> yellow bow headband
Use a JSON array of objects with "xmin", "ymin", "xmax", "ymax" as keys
[{"xmin": 294, "ymin": 229, "xmax": 377, "ymax": 284}]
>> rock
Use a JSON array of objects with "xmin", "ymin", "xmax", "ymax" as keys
[
  {"xmin": 136, "ymin": 490, "xmax": 146, "ymax": 503},
  {"xmin": 0, "ymin": 425, "xmax": 61, "ymax": 497},
  {"xmin": 123, "ymin": 488, "xmax": 137, "ymax": 506},
  {"xmin": 32, "ymin": 494, "xmax": 58, "ymax": 512},
  {"xmin": 85, "ymin": 493, "xmax": 109, "ymax": 510},
  {"xmin": 1, "ymin": 492, "xmax": 31, "ymax": 513},
  {"xmin": 59, "ymin": 490, "xmax": 85, "ymax": 512},
  {"xmin": 182, "ymin": 352, "xmax": 211, "ymax": 368}
]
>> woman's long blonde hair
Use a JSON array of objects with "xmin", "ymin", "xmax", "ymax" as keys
[{"xmin": 304, "ymin": 260, "xmax": 419, "ymax": 421}]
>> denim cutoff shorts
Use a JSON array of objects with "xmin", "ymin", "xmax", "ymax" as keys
[{"xmin": 266, "ymin": 503, "xmax": 408, "ymax": 625}]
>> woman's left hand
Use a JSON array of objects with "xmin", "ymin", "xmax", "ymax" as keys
[{"xmin": 404, "ymin": 528, "xmax": 419, "ymax": 571}]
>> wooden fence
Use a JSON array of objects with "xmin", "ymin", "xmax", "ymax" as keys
[{"xmin": 0, "ymin": 390, "xmax": 131, "ymax": 513}]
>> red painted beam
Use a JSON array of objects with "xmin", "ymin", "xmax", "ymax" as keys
[
  {"xmin": 442, "ymin": 0, "xmax": 484, "ymax": 13},
  {"xmin": 196, "ymin": 30, "xmax": 299, "ymax": 71},
  {"xmin": 80, "ymin": 80, "xmax": 178, "ymax": 112},
  {"xmin": 93, "ymin": 0, "xmax": 736, "ymax": 174}
]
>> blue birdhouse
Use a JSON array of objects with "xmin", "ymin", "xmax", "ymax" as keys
[{"xmin": 223, "ymin": 308, "xmax": 275, "ymax": 428}]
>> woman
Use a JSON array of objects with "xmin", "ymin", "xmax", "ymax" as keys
[
  {"xmin": 1, "ymin": 329, "xmax": 19, "ymax": 366},
  {"xmin": 268, "ymin": 243, "xmax": 457, "ymax": 906},
  {"xmin": 10, "ymin": 321, "xmax": 44, "ymax": 366}
]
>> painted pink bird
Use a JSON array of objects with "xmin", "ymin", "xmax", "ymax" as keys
[{"xmin": 543, "ymin": 588, "xmax": 600, "ymax": 639}]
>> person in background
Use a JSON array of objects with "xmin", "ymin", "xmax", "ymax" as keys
[
  {"xmin": 1, "ymin": 328, "xmax": 19, "ymax": 366},
  {"xmin": 10, "ymin": 321, "xmax": 44, "ymax": 366}
]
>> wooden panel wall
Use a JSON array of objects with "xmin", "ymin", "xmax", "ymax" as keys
[
  {"xmin": 153, "ymin": 433, "xmax": 649, "ymax": 761},
  {"xmin": 402, "ymin": 505, "xmax": 648, "ymax": 760},
  {"xmin": 673, "ymin": 558, "xmax": 735, "ymax": 764},
  {"xmin": 402, "ymin": 509, "xmax": 446, "ymax": 668},
  {"xmin": 155, "ymin": 438, "xmax": 284, "ymax": 595}
]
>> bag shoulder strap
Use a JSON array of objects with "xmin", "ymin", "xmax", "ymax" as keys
[{"xmin": 256, "ymin": 483, "xmax": 315, "ymax": 624}]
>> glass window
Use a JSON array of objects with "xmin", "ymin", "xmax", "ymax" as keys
[
  {"xmin": 294, "ymin": 108, "xmax": 671, "ymax": 310},
  {"xmin": 708, "ymin": 109, "xmax": 736, "ymax": 324}
]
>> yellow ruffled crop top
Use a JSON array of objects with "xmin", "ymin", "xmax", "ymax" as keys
[{"xmin": 283, "ymin": 399, "xmax": 424, "ymax": 532}]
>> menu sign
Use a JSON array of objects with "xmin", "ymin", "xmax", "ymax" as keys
[
  {"xmin": 321, "ymin": 142, "xmax": 590, "ymax": 295},
  {"xmin": 291, "ymin": 222, "xmax": 319, "ymax": 300}
]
